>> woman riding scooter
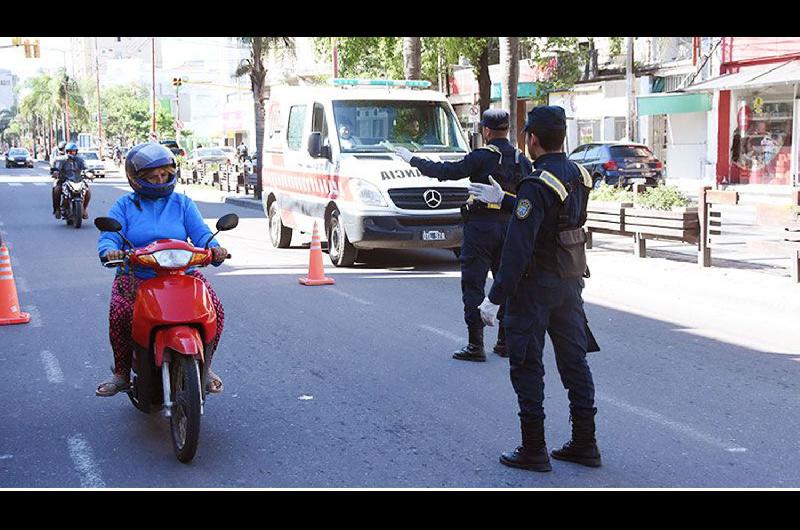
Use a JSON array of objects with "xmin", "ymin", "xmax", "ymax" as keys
[{"xmin": 96, "ymin": 143, "xmax": 228, "ymax": 397}]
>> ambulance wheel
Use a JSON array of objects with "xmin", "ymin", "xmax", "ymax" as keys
[
  {"xmin": 269, "ymin": 202, "xmax": 292, "ymax": 248},
  {"xmin": 328, "ymin": 209, "xmax": 357, "ymax": 267}
]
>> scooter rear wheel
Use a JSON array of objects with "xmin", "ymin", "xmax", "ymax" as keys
[{"xmin": 170, "ymin": 355, "xmax": 202, "ymax": 463}]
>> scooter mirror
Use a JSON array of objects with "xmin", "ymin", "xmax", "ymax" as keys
[
  {"xmin": 216, "ymin": 213, "xmax": 239, "ymax": 231},
  {"xmin": 95, "ymin": 217, "xmax": 122, "ymax": 233}
]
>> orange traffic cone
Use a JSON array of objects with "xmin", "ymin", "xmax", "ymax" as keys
[
  {"xmin": 299, "ymin": 221, "xmax": 335, "ymax": 286},
  {"xmin": 0, "ymin": 244, "xmax": 30, "ymax": 326}
]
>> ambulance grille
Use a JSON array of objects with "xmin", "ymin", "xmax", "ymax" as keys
[{"xmin": 388, "ymin": 187, "xmax": 468, "ymax": 210}]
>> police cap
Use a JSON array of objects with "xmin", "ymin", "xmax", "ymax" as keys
[
  {"xmin": 523, "ymin": 105, "xmax": 567, "ymax": 133},
  {"xmin": 479, "ymin": 108, "xmax": 509, "ymax": 130}
]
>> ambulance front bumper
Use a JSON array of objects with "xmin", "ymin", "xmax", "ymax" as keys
[{"xmin": 343, "ymin": 212, "xmax": 463, "ymax": 250}]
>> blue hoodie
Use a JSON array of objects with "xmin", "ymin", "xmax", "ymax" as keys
[{"xmin": 97, "ymin": 192, "xmax": 220, "ymax": 279}]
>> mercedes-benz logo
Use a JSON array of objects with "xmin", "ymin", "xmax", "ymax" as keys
[{"xmin": 424, "ymin": 189, "xmax": 442, "ymax": 209}]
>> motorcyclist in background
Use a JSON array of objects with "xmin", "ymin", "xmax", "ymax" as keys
[
  {"xmin": 50, "ymin": 141, "xmax": 67, "ymax": 173},
  {"xmin": 52, "ymin": 142, "xmax": 91, "ymax": 219}
]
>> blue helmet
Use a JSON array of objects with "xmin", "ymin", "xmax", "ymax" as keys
[
  {"xmin": 65, "ymin": 142, "xmax": 78, "ymax": 152},
  {"xmin": 125, "ymin": 142, "xmax": 178, "ymax": 199}
]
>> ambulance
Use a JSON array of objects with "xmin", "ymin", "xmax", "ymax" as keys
[{"xmin": 262, "ymin": 79, "xmax": 472, "ymax": 266}]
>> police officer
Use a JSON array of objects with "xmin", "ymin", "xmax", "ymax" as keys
[
  {"xmin": 395, "ymin": 109, "xmax": 531, "ymax": 362},
  {"xmin": 52, "ymin": 142, "xmax": 91, "ymax": 219},
  {"xmin": 473, "ymin": 106, "xmax": 601, "ymax": 472}
]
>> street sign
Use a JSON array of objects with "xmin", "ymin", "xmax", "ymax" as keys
[
  {"xmin": 175, "ymin": 120, "xmax": 183, "ymax": 129},
  {"xmin": 467, "ymin": 104, "xmax": 480, "ymax": 124}
]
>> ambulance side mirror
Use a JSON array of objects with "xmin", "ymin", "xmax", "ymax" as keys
[{"xmin": 308, "ymin": 132, "xmax": 322, "ymax": 158}]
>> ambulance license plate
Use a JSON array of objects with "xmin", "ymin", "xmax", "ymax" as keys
[{"xmin": 422, "ymin": 230, "xmax": 446, "ymax": 241}]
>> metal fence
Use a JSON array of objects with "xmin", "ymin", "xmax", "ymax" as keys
[{"xmin": 186, "ymin": 162, "xmax": 258, "ymax": 196}]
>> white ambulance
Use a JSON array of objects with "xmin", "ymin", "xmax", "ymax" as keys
[{"xmin": 262, "ymin": 79, "xmax": 471, "ymax": 266}]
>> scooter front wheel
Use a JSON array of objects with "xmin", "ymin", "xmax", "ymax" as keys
[{"xmin": 170, "ymin": 355, "xmax": 202, "ymax": 463}]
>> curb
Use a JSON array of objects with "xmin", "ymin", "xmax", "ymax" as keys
[{"xmin": 224, "ymin": 196, "xmax": 263, "ymax": 211}]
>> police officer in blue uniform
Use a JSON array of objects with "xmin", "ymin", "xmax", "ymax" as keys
[
  {"xmin": 395, "ymin": 109, "xmax": 531, "ymax": 362},
  {"xmin": 472, "ymin": 106, "xmax": 601, "ymax": 472}
]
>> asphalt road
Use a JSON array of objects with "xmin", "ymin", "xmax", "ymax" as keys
[{"xmin": 0, "ymin": 163, "xmax": 798, "ymax": 488}]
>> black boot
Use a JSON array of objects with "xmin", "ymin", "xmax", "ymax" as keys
[
  {"xmin": 551, "ymin": 413, "xmax": 602, "ymax": 468},
  {"xmin": 452, "ymin": 324, "xmax": 485, "ymax": 362},
  {"xmin": 500, "ymin": 419, "xmax": 551, "ymax": 472},
  {"xmin": 493, "ymin": 325, "xmax": 508, "ymax": 357}
]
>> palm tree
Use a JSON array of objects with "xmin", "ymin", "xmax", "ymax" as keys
[
  {"xmin": 403, "ymin": 37, "xmax": 421, "ymax": 80},
  {"xmin": 235, "ymin": 37, "xmax": 295, "ymax": 200},
  {"xmin": 499, "ymin": 37, "xmax": 520, "ymax": 148},
  {"xmin": 0, "ymin": 107, "xmax": 16, "ymax": 147}
]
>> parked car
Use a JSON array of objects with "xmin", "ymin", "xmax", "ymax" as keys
[
  {"xmin": 568, "ymin": 142, "xmax": 664, "ymax": 188},
  {"xmin": 160, "ymin": 139, "xmax": 186, "ymax": 158},
  {"xmin": 5, "ymin": 147, "xmax": 33, "ymax": 168},
  {"xmin": 78, "ymin": 150, "xmax": 105, "ymax": 178}
]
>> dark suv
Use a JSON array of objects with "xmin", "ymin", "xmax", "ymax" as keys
[{"xmin": 568, "ymin": 142, "xmax": 664, "ymax": 188}]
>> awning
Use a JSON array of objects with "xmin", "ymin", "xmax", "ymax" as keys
[
  {"xmin": 682, "ymin": 59, "xmax": 800, "ymax": 92},
  {"xmin": 490, "ymin": 82, "xmax": 543, "ymax": 101},
  {"xmin": 637, "ymin": 92, "xmax": 712, "ymax": 116}
]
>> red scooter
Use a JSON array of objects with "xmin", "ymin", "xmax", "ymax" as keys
[{"xmin": 95, "ymin": 214, "xmax": 237, "ymax": 462}]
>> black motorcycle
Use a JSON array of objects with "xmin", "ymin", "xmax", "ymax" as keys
[{"xmin": 59, "ymin": 177, "xmax": 91, "ymax": 229}]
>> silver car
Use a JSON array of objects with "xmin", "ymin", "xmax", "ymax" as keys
[{"xmin": 78, "ymin": 150, "xmax": 105, "ymax": 178}]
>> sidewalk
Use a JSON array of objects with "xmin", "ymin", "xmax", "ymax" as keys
[{"xmin": 175, "ymin": 181, "xmax": 262, "ymax": 211}]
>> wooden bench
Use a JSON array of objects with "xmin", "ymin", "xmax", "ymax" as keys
[
  {"xmin": 784, "ymin": 222, "xmax": 800, "ymax": 282},
  {"xmin": 624, "ymin": 207, "xmax": 699, "ymax": 258}
]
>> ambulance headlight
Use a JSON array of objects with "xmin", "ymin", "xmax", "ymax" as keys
[{"xmin": 349, "ymin": 178, "xmax": 387, "ymax": 207}]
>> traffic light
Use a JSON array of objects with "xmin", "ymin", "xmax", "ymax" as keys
[
  {"xmin": 32, "ymin": 39, "xmax": 40, "ymax": 58},
  {"xmin": 172, "ymin": 77, "xmax": 183, "ymax": 87},
  {"xmin": 23, "ymin": 39, "xmax": 31, "ymax": 58},
  {"xmin": 11, "ymin": 37, "xmax": 21, "ymax": 47}
]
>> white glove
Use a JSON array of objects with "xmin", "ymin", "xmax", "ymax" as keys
[
  {"xmin": 479, "ymin": 297, "xmax": 500, "ymax": 327},
  {"xmin": 395, "ymin": 147, "xmax": 413, "ymax": 163},
  {"xmin": 468, "ymin": 176, "xmax": 505, "ymax": 205}
]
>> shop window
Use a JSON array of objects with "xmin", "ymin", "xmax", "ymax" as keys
[
  {"xmin": 614, "ymin": 118, "xmax": 627, "ymax": 141},
  {"xmin": 577, "ymin": 120, "xmax": 600, "ymax": 144},
  {"xmin": 729, "ymin": 96, "xmax": 792, "ymax": 185}
]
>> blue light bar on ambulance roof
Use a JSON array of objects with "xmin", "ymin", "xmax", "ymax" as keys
[{"xmin": 332, "ymin": 78, "xmax": 432, "ymax": 88}]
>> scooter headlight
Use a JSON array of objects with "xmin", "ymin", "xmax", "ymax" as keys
[{"xmin": 151, "ymin": 249, "xmax": 193, "ymax": 268}]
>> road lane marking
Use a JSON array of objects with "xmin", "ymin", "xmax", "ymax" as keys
[
  {"xmin": 67, "ymin": 434, "xmax": 106, "ymax": 488},
  {"xmin": 33, "ymin": 183, "xmax": 46, "ymax": 186},
  {"xmin": 325, "ymin": 287, "xmax": 372, "ymax": 306},
  {"xmin": 597, "ymin": 393, "xmax": 748, "ymax": 453},
  {"xmin": 8, "ymin": 183, "xmax": 22, "ymax": 187},
  {"xmin": 420, "ymin": 325, "xmax": 463, "ymax": 343},
  {"xmin": 27, "ymin": 305, "xmax": 42, "ymax": 327},
  {"xmin": 40, "ymin": 350, "xmax": 64, "ymax": 384},
  {"xmin": 0, "ymin": 454, "xmax": 13, "ymax": 460}
]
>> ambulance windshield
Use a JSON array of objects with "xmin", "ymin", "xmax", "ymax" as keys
[{"xmin": 333, "ymin": 100, "xmax": 468, "ymax": 154}]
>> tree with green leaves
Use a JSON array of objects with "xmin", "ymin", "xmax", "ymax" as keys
[
  {"xmin": 97, "ymin": 84, "xmax": 175, "ymax": 145},
  {"xmin": 235, "ymin": 37, "xmax": 295, "ymax": 200}
]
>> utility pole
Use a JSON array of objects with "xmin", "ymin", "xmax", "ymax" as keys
[
  {"xmin": 626, "ymin": 36, "xmax": 638, "ymax": 142},
  {"xmin": 95, "ymin": 37, "xmax": 105, "ymax": 158},
  {"xmin": 151, "ymin": 37, "xmax": 157, "ymax": 140}
]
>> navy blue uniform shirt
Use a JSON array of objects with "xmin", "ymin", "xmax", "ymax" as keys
[
  {"xmin": 409, "ymin": 138, "xmax": 532, "ymax": 191},
  {"xmin": 488, "ymin": 152, "xmax": 587, "ymax": 304}
]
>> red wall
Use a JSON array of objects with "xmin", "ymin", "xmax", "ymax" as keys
[{"xmin": 725, "ymin": 37, "xmax": 800, "ymax": 67}]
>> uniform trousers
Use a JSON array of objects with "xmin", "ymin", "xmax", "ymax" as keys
[{"xmin": 503, "ymin": 270, "xmax": 596, "ymax": 422}]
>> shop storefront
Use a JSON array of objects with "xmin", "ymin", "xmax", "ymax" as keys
[
  {"xmin": 683, "ymin": 58, "xmax": 800, "ymax": 188},
  {"xmin": 729, "ymin": 88, "xmax": 794, "ymax": 185}
]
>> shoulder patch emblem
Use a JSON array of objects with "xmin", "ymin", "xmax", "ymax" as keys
[{"xmin": 515, "ymin": 199, "xmax": 532, "ymax": 220}]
